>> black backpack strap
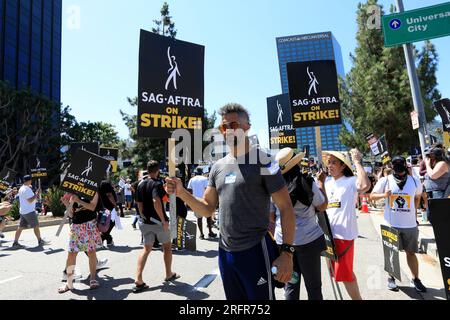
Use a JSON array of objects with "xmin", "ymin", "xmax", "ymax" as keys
[{"xmin": 337, "ymin": 241, "xmax": 354, "ymax": 259}]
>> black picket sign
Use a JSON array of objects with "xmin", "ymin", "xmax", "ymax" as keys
[
  {"xmin": 60, "ymin": 149, "xmax": 109, "ymax": 201},
  {"xmin": 287, "ymin": 60, "xmax": 341, "ymax": 128},
  {"xmin": 177, "ymin": 216, "xmax": 197, "ymax": 252},
  {"xmin": 318, "ymin": 211, "xmax": 337, "ymax": 261},
  {"xmin": 380, "ymin": 225, "xmax": 401, "ymax": 281},
  {"xmin": 433, "ymin": 99, "xmax": 450, "ymax": 132},
  {"xmin": 0, "ymin": 168, "xmax": 17, "ymax": 194},
  {"xmin": 429, "ymin": 199, "xmax": 450, "ymax": 300},
  {"xmin": 29, "ymin": 155, "xmax": 48, "ymax": 179},
  {"xmin": 267, "ymin": 93, "xmax": 297, "ymax": 149},
  {"xmin": 69, "ymin": 142, "xmax": 100, "ymax": 158},
  {"xmin": 138, "ymin": 30, "xmax": 205, "ymax": 139},
  {"xmin": 99, "ymin": 148, "xmax": 119, "ymax": 161}
]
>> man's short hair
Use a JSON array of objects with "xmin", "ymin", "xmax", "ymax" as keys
[
  {"xmin": 147, "ymin": 160, "xmax": 160, "ymax": 174},
  {"xmin": 218, "ymin": 103, "xmax": 250, "ymax": 124}
]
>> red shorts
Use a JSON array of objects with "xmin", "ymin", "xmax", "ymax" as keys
[{"xmin": 331, "ymin": 239, "xmax": 355, "ymax": 282}]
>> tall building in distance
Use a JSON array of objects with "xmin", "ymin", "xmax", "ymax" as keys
[
  {"xmin": 276, "ymin": 31, "xmax": 346, "ymax": 156},
  {"xmin": 0, "ymin": 0, "xmax": 62, "ymax": 102}
]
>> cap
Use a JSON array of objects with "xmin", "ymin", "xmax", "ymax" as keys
[
  {"xmin": 391, "ymin": 156, "xmax": 406, "ymax": 165},
  {"xmin": 23, "ymin": 175, "xmax": 32, "ymax": 182}
]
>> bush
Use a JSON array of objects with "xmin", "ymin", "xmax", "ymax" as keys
[
  {"xmin": 7, "ymin": 201, "xmax": 20, "ymax": 221},
  {"xmin": 45, "ymin": 186, "xmax": 65, "ymax": 217}
]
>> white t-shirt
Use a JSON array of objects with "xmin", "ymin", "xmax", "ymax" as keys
[
  {"xmin": 325, "ymin": 176, "xmax": 359, "ymax": 240},
  {"xmin": 124, "ymin": 183, "xmax": 132, "ymax": 196},
  {"xmin": 412, "ymin": 166, "xmax": 421, "ymax": 181},
  {"xmin": 372, "ymin": 175, "xmax": 422, "ymax": 228},
  {"xmin": 188, "ymin": 175, "xmax": 209, "ymax": 198},
  {"xmin": 274, "ymin": 181, "xmax": 325, "ymax": 246},
  {"xmin": 18, "ymin": 185, "xmax": 36, "ymax": 215}
]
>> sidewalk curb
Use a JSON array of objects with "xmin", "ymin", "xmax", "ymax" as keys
[
  {"xmin": 364, "ymin": 209, "xmax": 446, "ymax": 300},
  {"xmin": 3, "ymin": 218, "xmax": 67, "ymax": 233}
]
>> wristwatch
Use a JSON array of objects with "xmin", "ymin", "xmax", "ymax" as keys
[{"xmin": 280, "ymin": 244, "xmax": 295, "ymax": 255}]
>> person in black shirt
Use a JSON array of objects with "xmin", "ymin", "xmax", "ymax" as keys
[
  {"xmin": 132, "ymin": 160, "xmax": 179, "ymax": 293},
  {"xmin": 58, "ymin": 193, "xmax": 103, "ymax": 294},
  {"xmin": 99, "ymin": 180, "xmax": 117, "ymax": 246}
]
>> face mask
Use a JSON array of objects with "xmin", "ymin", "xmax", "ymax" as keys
[{"xmin": 392, "ymin": 163, "xmax": 407, "ymax": 174}]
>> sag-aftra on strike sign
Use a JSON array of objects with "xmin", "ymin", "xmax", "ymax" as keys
[
  {"xmin": 60, "ymin": 149, "xmax": 109, "ymax": 201},
  {"xmin": 138, "ymin": 30, "xmax": 205, "ymax": 138},
  {"xmin": 287, "ymin": 60, "xmax": 341, "ymax": 128}
]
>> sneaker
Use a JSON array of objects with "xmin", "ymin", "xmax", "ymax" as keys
[
  {"xmin": 61, "ymin": 271, "xmax": 83, "ymax": 282},
  {"xmin": 387, "ymin": 277, "xmax": 399, "ymax": 291},
  {"xmin": 132, "ymin": 224, "xmax": 137, "ymax": 230},
  {"xmin": 208, "ymin": 232, "xmax": 217, "ymax": 238},
  {"xmin": 96, "ymin": 258, "xmax": 108, "ymax": 270},
  {"xmin": 411, "ymin": 278, "xmax": 427, "ymax": 293},
  {"xmin": 38, "ymin": 239, "xmax": 51, "ymax": 246},
  {"xmin": 199, "ymin": 235, "xmax": 205, "ymax": 240},
  {"xmin": 12, "ymin": 242, "xmax": 24, "ymax": 249},
  {"xmin": 106, "ymin": 240, "xmax": 114, "ymax": 247}
]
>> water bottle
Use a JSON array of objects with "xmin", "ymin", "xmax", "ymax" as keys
[{"xmin": 271, "ymin": 266, "xmax": 299, "ymax": 285}]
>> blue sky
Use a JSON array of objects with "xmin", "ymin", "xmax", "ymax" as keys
[{"xmin": 61, "ymin": 0, "xmax": 450, "ymax": 147}]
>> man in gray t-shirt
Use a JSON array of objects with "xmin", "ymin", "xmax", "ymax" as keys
[
  {"xmin": 209, "ymin": 149, "xmax": 286, "ymax": 252},
  {"xmin": 166, "ymin": 103, "xmax": 296, "ymax": 300}
]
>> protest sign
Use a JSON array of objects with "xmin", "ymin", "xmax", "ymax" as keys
[
  {"xmin": 267, "ymin": 93, "xmax": 297, "ymax": 149},
  {"xmin": 287, "ymin": 60, "xmax": 341, "ymax": 128},
  {"xmin": 138, "ymin": 30, "xmax": 205, "ymax": 139},
  {"xmin": 381, "ymin": 225, "xmax": 401, "ymax": 281},
  {"xmin": 60, "ymin": 149, "xmax": 109, "ymax": 201}
]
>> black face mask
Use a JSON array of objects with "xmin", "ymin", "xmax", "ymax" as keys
[
  {"xmin": 392, "ymin": 165, "xmax": 408, "ymax": 190},
  {"xmin": 393, "ymin": 163, "xmax": 407, "ymax": 174}
]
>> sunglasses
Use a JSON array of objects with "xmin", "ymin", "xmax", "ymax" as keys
[{"xmin": 219, "ymin": 121, "xmax": 243, "ymax": 133}]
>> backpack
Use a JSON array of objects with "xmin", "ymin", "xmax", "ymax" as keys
[
  {"xmin": 97, "ymin": 209, "xmax": 111, "ymax": 233},
  {"xmin": 284, "ymin": 166, "xmax": 315, "ymax": 208}
]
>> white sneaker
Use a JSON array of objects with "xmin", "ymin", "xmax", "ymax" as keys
[{"xmin": 96, "ymin": 258, "xmax": 108, "ymax": 270}]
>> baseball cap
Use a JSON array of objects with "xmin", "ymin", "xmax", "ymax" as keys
[{"xmin": 23, "ymin": 175, "xmax": 32, "ymax": 182}]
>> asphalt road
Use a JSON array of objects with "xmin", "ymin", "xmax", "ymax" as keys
[{"xmin": 0, "ymin": 210, "xmax": 445, "ymax": 300}]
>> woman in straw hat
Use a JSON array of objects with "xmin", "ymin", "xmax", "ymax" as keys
[
  {"xmin": 322, "ymin": 149, "xmax": 370, "ymax": 300},
  {"xmin": 272, "ymin": 148, "xmax": 328, "ymax": 300}
]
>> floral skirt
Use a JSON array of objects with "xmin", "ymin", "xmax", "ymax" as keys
[{"xmin": 68, "ymin": 219, "xmax": 102, "ymax": 253}]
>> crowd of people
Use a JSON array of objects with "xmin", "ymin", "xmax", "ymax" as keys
[{"xmin": 0, "ymin": 102, "xmax": 449, "ymax": 300}]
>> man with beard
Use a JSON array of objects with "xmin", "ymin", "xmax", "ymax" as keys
[
  {"xmin": 166, "ymin": 103, "xmax": 295, "ymax": 300},
  {"xmin": 371, "ymin": 156, "xmax": 427, "ymax": 293}
]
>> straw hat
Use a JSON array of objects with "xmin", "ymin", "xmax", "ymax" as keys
[
  {"xmin": 322, "ymin": 151, "xmax": 353, "ymax": 172},
  {"xmin": 275, "ymin": 148, "xmax": 305, "ymax": 175}
]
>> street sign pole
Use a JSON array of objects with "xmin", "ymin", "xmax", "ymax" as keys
[{"xmin": 395, "ymin": 0, "xmax": 429, "ymax": 159}]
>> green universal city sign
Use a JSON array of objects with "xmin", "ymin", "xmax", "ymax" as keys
[{"xmin": 382, "ymin": 2, "xmax": 450, "ymax": 47}]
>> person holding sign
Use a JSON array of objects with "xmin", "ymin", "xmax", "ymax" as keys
[
  {"xmin": 272, "ymin": 148, "xmax": 328, "ymax": 300},
  {"xmin": 166, "ymin": 103, "xmax": 296, "ymax": 300},
  {"xmin": 322, "ymin": 149, "xmax": 370, "ymax": 300},
  {"xmin": 423, "ymin": 144, "xmax": 450, "ymax": 222},
  {"xmin": 0, "ymin": 201, "xmax": 12, "ymax": 241},
  {"xmin": 58, "ymin": 193, "xmax": 104, "ymax": 293},
  {"xmin": 371, "ymin": 156, "xmax": 427, "ymax": 293},
  {"xmin": 12, "ymin": 175, "xmax": 50, "ymax": 248}
]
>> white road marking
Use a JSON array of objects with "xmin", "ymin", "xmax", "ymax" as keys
[
  {"xmin": 192, "ymin": 268, "xmax": 220, "ymax": 291},
  {"xmin": 0, "ymin": 275, "xmax": 23, "ymax": 285}
]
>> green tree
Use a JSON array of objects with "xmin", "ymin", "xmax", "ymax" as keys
[
  {"xmin": 152, "ymin": 2, "xmax": 177, "ymax": 38},
  {"xmin": 339, "ymin": 0, "xmax": 441, "ymax": 155},
  {"xmin": 0, "ymin": 81, "xmax": 61, "ymax": 184}
]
